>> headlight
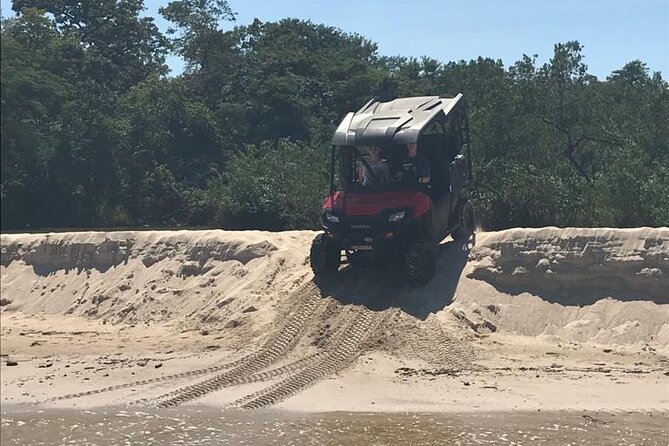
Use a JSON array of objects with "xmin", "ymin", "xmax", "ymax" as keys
[
  {"xmin": 388, "ymin": 211, "xmax": 406, "ymax": 222},
  {"xmin": 325, "ymin": 213, "xmax": 340, "ymax": 223}
]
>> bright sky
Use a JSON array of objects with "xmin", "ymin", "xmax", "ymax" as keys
[{"xmin": 2, "ymin": 0, "xmax": 668, "ymax": 79}]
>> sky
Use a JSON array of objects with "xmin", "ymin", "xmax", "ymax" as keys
[{"xmin": 2, "ymin": 0, "xmax": 668, "ymax": 79}]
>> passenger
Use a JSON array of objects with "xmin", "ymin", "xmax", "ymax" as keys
[
  {"xmin": 394, "ymin": 143, "xmax": 431, "ymax": 184},
  {"xmin": 360, "ymin": 146, "xmax": 391, "ymax": 186}
]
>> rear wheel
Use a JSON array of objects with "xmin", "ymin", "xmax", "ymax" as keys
[
  {"xmin": 404, "ymin": 240, "xmax": 436, "ymax": 286},
  {"xmin": 451, "ymin": 199, "xmax": 476, "ymax": 240},
  {"xmin": 310, "ymin": 234, "xmax": 341, "ymax": 275}
]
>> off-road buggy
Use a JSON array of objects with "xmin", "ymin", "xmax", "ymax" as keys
[{"xmin": 310, "ymin": 95, "xmax": 475, "ymax": 285}]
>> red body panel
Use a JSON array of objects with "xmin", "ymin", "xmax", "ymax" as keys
[{"xmin": 322, "ymin": 190, "xmax": 430, "ymax": 217}]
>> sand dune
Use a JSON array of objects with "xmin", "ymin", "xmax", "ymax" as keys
[{"xmin": 1, "ymin": 227, "xmax": 667, "ymax": 412}]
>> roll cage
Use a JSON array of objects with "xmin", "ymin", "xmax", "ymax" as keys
[{"xmin": 328, "ymin": 95, "xmax": 471, "ymax": 198}]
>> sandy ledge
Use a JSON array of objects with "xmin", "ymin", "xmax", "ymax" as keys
[{"xmin": 1, "ymin": 227, "xmax": 668, "ymax": 413}]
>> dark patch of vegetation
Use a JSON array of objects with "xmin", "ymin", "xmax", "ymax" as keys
[{"xmin": 2, "ymin": 1, "xmax": 667, "ymax": 230}]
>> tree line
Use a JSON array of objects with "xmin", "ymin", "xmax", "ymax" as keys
[{"xmin": 2, "ymin": 0, "xmax": 667, "ymax": 231}]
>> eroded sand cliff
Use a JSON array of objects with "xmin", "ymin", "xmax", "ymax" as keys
[{"xmin": 1, "ymin": 227, "xmax": 667, "ymax": 412}]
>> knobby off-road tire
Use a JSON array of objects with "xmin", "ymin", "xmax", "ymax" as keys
[
  {"xmin": 451, "ymin": 199, "xmax": 476, "ymax": 240},
  {"xmin": 310, "ymin": 233, "xmax": 341, "ymax": 275},
  {"xmin": 404, "ymin": 240, "xmax": 436, "ymax": 286}
]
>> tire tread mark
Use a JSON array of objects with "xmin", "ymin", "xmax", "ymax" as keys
[
  {"xmin": 37, "ymin": 282, "xmax": 319, "ymax": 406},
  {"xmin": 152, "ymin": 284, "xmax": 326, "ymax": 407},
  {"xmin": 233, "ymin": 308, "xmax": 388, "ymax": 410},
  {"xmin": 410, "ymin": 315, "xmax": 477, "ymax": 371},
  {"xmin": 38, "ymin": 349, "xmax": 248, "ymax": 405},
  {"xmin": 128, "ymin": 352, "xmax": 324, "ymax": 406}
]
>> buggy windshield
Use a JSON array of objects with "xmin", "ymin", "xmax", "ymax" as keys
[{"xmin": 336, "ymin": 145, "xmax": 415, "ymax": 192}]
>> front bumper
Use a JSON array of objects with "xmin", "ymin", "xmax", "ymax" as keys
[{"xmin": 321, "ymin": 208, "xmax": 416, "ymax": 251}]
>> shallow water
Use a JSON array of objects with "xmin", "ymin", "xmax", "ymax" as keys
[{"xmin": 1, "ymin": 407, "xmax": 667, "ymax": 445}]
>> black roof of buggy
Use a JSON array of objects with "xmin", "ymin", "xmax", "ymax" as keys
[{"xmin": 331, "ymin": 94, "xmax": 463, "ymax": 146}]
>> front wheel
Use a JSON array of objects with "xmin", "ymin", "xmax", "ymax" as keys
[
  {"xmin": 404, "ymin": 240, "xmax": 436, "ymax": 286},
  {"xmin": 310, "ymin": 234, "xmax": 341, "ymax": 275}
]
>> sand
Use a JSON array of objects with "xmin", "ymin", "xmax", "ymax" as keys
[{"xmin": 1, "ymin": 227, "xmax": 668, "ymax": 413}]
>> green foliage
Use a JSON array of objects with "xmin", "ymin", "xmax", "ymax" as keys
[
  {"xmin": 1, "ymin": 10, "xmax": 72, "ymax": 226},
  {"xmin": 160, "ymin": 0, "xmax": 235, "ymax": 68},
  {"xmin": 12, "ymin": 0, "xmax": 168, "ymax": 87},
  {"xmin": 1, "ymin": 2, "xmax": 667, "ymax": 230},
  {"xmin": 208, "ymin": 140, "xmax": 328, "ymax": 230}
]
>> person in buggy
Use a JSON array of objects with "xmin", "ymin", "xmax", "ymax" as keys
[
  {"xmin": 395, "ymin": 143, "xmax": 431, "ymax": 185},
  {"xmin": 358, "ymin": 146, "xmax": 391, "ymax": 186}
]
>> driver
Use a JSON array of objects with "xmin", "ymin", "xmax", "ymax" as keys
[{"xmin": 359, "ymin": 146, "xmax": 391, "ymax": 186}]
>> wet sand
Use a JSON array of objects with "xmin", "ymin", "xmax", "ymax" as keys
[{"xmin": 1, "ymin": 407, "xmax": 667, "ymax": 445}]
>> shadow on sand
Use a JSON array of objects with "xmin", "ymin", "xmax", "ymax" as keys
[
  {"xmin": 314, "ymin": 236, "xmax": 474, "ymax": 320},
  {"xmin": 467, "ymin": 271, "xmax": 669, "ymax": 306}
]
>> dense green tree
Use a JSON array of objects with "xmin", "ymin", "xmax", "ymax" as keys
[
  {"xmin": 1, "ymin": 1, "xmax": 666, "ymax": 230},
  {"xmin": 160, "ymin": 0, "xmax": 235, "ymax": 65},
  {"xmin": 12, "ymin": 0, "xmax": 168, "ymax": 88},
  {"xmin": 1, "ymin": 10, "xmax": 71, "ymax": 226},
  {"xmin": 207, "ymin": 139, "xmax": 327, "ymax": 230},
  {"xmin": 117, "ymin": 76, "xmax": 224, "ymax": 224}
]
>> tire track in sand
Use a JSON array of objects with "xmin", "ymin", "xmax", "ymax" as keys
[
  {"xmin": 416, "ymin": 315, "xmax": 478, "ymax": 371},
  {"xmin": 39, "ymin": 282, "xmax": 323, "ymax": 406},
  {"xmin": 128, "ymin": 352, "xmax": 325, "ymax": 406},
  {"xmin": 40, "ymin": 354, "xmax": 246, "ymax": 405},
  {"xmin": 152, "ymin": 283, "xmax": 330, "ymax": 407},
  {"xmin": 230, "ymin": 307, "xmax": 389, "ymax": 410}
]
